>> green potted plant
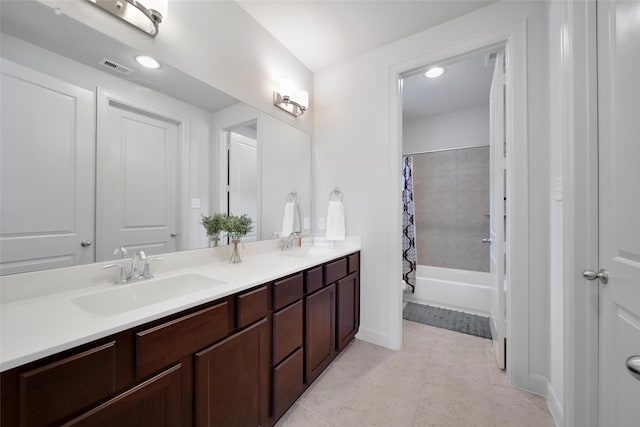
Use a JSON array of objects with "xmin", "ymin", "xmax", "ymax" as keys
[
  {"xmin": 201, "ymin": 213, "xmax": 227, "ymax": 247},
  {"xmin": 222, "ymin": 214, "xmax": 253, "ymax": 263}
]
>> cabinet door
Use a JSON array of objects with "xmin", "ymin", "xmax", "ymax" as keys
[
  {"xmin": 336, "ymin": 273, "xmax": 359, "ymax": 352},
  {"xmin": 195, "ymin": 318, "xmax": 269, "ymax": 427},
  {"xmin": 62, "ymin": 364, "xmax": 181, "ymax": 427},
  {"xmin": 272, "ymin": 347, "xmax": 304, "ymax": 421},
  {"xmin": 305, "ymin": 284, "xmax": 335, "ymax": 384}
]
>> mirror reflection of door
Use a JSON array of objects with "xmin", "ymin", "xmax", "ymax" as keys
[
  {"xmin": 226, "ymin": 121, "xmax": 258, "ymax": 243},
  {"xmin": 0, "ymin": 60, "xmax": 95, "ymax": 275},
  {"xmin": 96, "ymin": 92, "xmax": 180, "ymax": 261}
]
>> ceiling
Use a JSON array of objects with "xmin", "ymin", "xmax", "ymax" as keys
[
  {"xmin": 402, "ymin": 47, "xmax": 498, "ymax": 121},
  {"xmin": 236, "ymin": 1, "xmax": 496, "ymax": 72}
]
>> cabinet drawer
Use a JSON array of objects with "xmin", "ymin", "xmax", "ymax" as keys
[
  {"xmin": 273, "ymin": 273, "xmax": 303, "ymax": 311},
  {"xmin": 136, "ymin": 301, "xmax": 230, "ymax": 379},
  {"xmin": 237, "ymin": 286, "xmax": 268, "ymax": 329},
  {"xmin": 273, "ymin": 300, "xmax": 303, "ymax": 365},
  {"xmin": 273, "ymin": 348, "xmax": 304, "ymax": 421},
  {"xmin": 19, "ymin": 341, "xmax": 116, "ymax": 427},
  {"xmin": 305, "ymin": 266, "xmax": 323, "ymax": 294},
  {"xmin": 324, "ymin": 258, "xmax": 347, "ymax": 285},
  {"xmin": 348, "ymin": 252, "xmax": 359, "ymax": 274},
  {"xmin": 62, "ymin": 364, "xmax": 181, "ymax": 427}
]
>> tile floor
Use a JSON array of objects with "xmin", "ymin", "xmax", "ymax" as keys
[{"xmin": 275, "ymin": 320, "xmax": 556, "ymax": 427}]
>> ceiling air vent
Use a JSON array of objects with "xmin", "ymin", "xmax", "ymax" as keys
[
  {"xmin": 484, "ymin": 51, "xmax": 499, "ymax": 68},
  {"xmin": 99, "ymin": 58, "xmax": 133, "ymax": 76}
]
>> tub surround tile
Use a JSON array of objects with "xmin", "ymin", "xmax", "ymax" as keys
[
  {"xmin": 457, "ymin": 172, "xmax": 491, "ymax": 191},
  {"xmin": 456, "ymin": 190, "xmax": 490, "ymax": 215},
  {"xmin": 410, "ymin": 146, "xmax": 490, "ymax": 273},
  {"xmin": 431, "ymin": 151, "xmax": 457, "ymax": 176},
  {"xmin": 457, "ymin": 146, "xmax": 490, "ymax": 172}
]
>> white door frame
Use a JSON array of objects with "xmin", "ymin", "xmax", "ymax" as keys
[
  {"xmin": 558, "ymin": 1, "xmax": 599, "ymax": 426},
  {"xmin": 96, "ymin": 89, "xmax": 189, "ymax": 255},
  {"xmin": 389, "ymin": 21, "xmax": 530, "ymax": 388},
  {"xmin": 212, "ymin": 112, "xmax": 262, "ymax": 239}
]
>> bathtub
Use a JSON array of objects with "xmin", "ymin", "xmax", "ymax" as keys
[{"xmin": 404, "ymin": 265, "xmax": 491, "ymax": 316}]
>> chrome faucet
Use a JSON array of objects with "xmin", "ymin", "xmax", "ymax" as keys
[
  {"xmin": 279, "ymin": 232, "xmax": 298, "ymax": 251},
  {"xmin": 113, "ymin": 246, "xmax": 128, "ymax": 259},
  {"xmin": 103, "ymin": 248, "xmax": 162, "ymax": 284}
]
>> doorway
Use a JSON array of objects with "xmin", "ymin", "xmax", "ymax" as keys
[
  {"xmin": 224, "ymin": 120, "xmax": 259, "ymax": 243},
  {"xmin": 96, "ymin": 91, "xmax": 181, "ymax": 261},
  {"xmin": 399, "ymin": 46, "xmax": 508, "ymax": 369}
]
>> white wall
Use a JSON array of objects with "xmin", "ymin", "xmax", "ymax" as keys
[
  {"xmin": 313, "ymin": 0, "xmax": 550, "ymax": 393},
  {"xmin": 1, "ymin": 34, "xmax": 214, "ymax": 252},
  {"xmin": 402, "ymin": 106, "xmax": 489, "ymax": 154},
  {"xmin": 39, "ymin": 0, "xmax": 314, "ymax": 134},
  {"xmin": 260, "ymin": 114, "xmax": 312, "ymax": 239}
]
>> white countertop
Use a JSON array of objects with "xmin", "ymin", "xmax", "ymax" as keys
[{"xmin": 0, "ymin": 240, "xmax": 360, "ymax": 372}]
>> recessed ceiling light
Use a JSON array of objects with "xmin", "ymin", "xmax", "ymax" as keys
[
  {"xmin": 424, "ymin": 66, "xmax": 445, "ymax": 79},
  {"xmin": 135, "ymin": 55, "xmax": 160, "ymax": 69}
]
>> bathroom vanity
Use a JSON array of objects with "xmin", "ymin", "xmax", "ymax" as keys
[{"xmin": 0, "ymin": 246, "xmax": 360, "ymax": 427}]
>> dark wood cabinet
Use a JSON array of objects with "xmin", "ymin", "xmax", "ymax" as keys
[
  {"xmin": 136, "ymin": 301, "xmax": 231, "ymax": 379},
  {"xmin": 272, "ymin": 348, "xmax": 303, "ymax": 420},
  {"xmin": 336, "ymin": 272, "xmax": 359, "ymax": 352},
  {"xmin": 305, "ymin": 284, "xmax": 336, "ymax": 384},
  {"xmin": 62, "ymin": 364, "xmax": 182, "ymax": 427},
  {"xmin": 1, "ymin": 251, "xmax": 360, "ymax": 427},
  {"xmin": 272, "ymin": 300, "xmax": 303, "ymax": 365},
  {"xmin": 18, "ymin": 341, "xmax": 117, "ymax": 427},
  {"xmin": 195, "ymin": 318, "xmax": 270, "ymax": 427}
]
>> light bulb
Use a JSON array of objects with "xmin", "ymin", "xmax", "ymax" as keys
[
  {"xmin": 135, "ymin": 55, "xmax": 160, "ymax": 69},
  {"xmin": 424, "ymin": 66, "xmax": 445, "ymax": 79},
  {"xmin": 279, "ymin": 78, "xmax": 293, "ymax": 98},
  {"xmin": 296, "ymin": 91, "xmax": 309, "ymax": 109}
]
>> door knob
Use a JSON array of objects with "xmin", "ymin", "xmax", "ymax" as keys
[
  {"xmin": 81, "ymin": 240, "xmax": 92, "ymax": 247},
  {"xmin": 170, "ymin": 233, "xmax": 178, "ymax": 238},
  {"xmin": 582, "ymin": 268, "xmax": 609, "ymax": 284},
  {"xmin": 482, "ymin": 238, "xmax": 492, "ymax": 244},
  {"xmin": 626, "ymin": 356, "xmax": 640, "ymax": 381}
]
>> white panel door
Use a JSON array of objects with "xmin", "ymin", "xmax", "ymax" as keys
[
  {"xmin": 0, "ymin": 59, "xmax": 95, "ymax": 274},
  {"xmin": 228, "ymin": 131, "xmax": 258, "ymax": 242},
  {"xmin": 489, "ymin": 52, "xmax": 507, "ymax": 369},
  {"xmin": 97, "ymin": 98, "xmax": 179, "ymax": 261},
  {"xmin": 597, "ymin": 1, "xmax": 640, "ymax": 425}
]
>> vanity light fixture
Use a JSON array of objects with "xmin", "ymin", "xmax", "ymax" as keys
[
  {"xmin": 424, "ymin": 66, "xmax": 446, "ymax": 79},
  {"xmin": 86, "ymin": 0, "xmax": 168, "ymax": 37},
  {"xmin": 273, "ymin": 78, "xmax": 309, "ymax": 117},
  {"xmin": 135, "ymin": 55, "xmax": 161, "ymax": 69}
]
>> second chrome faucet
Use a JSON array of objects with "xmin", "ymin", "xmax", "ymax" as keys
[{"xmin": 103, "ymin": 247, "xmax": 162, "ymax": 284}]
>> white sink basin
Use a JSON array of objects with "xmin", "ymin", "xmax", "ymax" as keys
[
  {"xmin": 280, "ymin": 247, "xmax": 339, "ymax": 259},
  {"xmin": 73, "ymin": 274, "xmax": 225, "ymax": 316}
]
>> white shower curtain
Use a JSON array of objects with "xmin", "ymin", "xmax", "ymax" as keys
[{"xmin": 402, "ymin": 156, "xmax": 417, "ymax": 292}]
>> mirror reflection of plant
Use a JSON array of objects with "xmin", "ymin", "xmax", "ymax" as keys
[
  {"xmin": 201, "ymin": 213, "xmax": 227, "ymax": 236},
  {"xmin": 223, "ymin": 214, "xmax": 253, "ymax": 241}
]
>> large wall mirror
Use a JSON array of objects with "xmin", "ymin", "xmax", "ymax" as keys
[{"xmin": 0, "ymin": 1, "xmax": 312, "ymax": 275}]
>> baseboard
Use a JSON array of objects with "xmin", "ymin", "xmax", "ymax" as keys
[
  {"xmin": 528, "ymin": 373, "xmax": 549, "ymax": 396},
  {"xmin": 546, "ymin": 382, "xmax": 564, "ymax": 427},
  {"xmin": 355, "ymin": 327, "xmax": 391, "ymax": 349}
]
